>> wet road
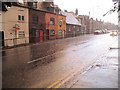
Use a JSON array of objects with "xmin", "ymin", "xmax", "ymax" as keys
[{"xmin": 2, "ymin": 34, "xmax": 118, "ymax": 88}]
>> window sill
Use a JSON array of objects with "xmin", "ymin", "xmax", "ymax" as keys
[{"xmin": 17, "ymin": 21, "xmax": 25, "ymax": 23}]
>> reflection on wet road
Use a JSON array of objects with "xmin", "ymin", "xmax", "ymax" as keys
[{"xmin": 2, "ymin": 34, "xmax": 118, "ymax": 88}]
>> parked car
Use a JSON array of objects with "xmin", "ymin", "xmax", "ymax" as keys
[{"xmin": 94, "ymin": 30, "xmax": 102, "ymax": 35}]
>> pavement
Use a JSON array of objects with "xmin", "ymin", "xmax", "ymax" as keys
[{"xmin": 61, "ymin": 45, "xmax": 118, "ymax": 88}]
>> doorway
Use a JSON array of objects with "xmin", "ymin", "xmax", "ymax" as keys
[
  {"xmin": 40, "ymin": 30, "xmax": 43, "ymax": 42},
  {"xmin": 0, "ymin": 31, "xmax": 4, "ymax": 47}
]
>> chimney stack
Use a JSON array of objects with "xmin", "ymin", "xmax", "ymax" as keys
[
  {"xmin": 64, "ymin": 10, "xmax": 67, "ymax": 12},
  {"xmin": 75, "ymin": 8, "xmax": 78, "ymax": 15}
]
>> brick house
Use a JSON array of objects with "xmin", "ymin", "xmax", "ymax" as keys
[
  {"xmin": 27, "ymin": 1, "xmax": 66, "ymax": 40},
  {"xmin": 29, "ymin": 8, "xmax": 46, "ymax": 43},
  {"xmin": 56, "ymin": 14, "xmax": 66, "ymax": 39},
  {"xmin": 45, "ymin": 12, "xmax": 57, "ymax": 39}
]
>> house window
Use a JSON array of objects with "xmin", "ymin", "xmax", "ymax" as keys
[
  {"xmin": 50, "ymin": 30, "xmax": 55, "ymax": 36},
  {"xmin": 18, "ymin": 30, "xmax": 25, "ymax": 38},
  {"xmin": 32, "ymin": 15, "xmax": 38, "ymax": 24},
  {"xmin": 18, "ymin": 15, "xmax": 21, "ymax": 21},
  {"xmin": 18, "ymin": 15, "xmax": 24, "ymax": 21},
  {"xmin": 59, "ymin": 19, "xmax": 62, "ymax": 27},
  {"xmin": 58, "ymin": 30, "xmax": 62, "ymax": 36},
  {"xmin": 77, "ymin": 27, "xmax": 79, "ymax": 31},
  {"xmin": 69, "ymin": 27, "xmax": 71, "ymax": 31},
  {"xmin": 22, "ymin": 16, "xmax": 24, "ymax": 21},
  {"xmin": 50, "ymin": 18, "xmax": 55, "ymax": 25}
]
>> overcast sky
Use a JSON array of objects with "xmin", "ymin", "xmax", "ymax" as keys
[
  {"xmin": 54, "ymin": 0, "xmax": 118, "ymax": 25},
  {"xmin": 18, "ymin": 0, "xmax": 118, "ymax": 25}
]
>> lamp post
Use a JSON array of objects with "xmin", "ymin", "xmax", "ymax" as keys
[{"xmin": 91, "ymin": 6, "xmax": 100, "ymax": 33}]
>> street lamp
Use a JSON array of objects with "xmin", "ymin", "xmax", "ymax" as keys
[{"xmin": 90, "ymin": 6, "xmax": 101, "ymax": 33}]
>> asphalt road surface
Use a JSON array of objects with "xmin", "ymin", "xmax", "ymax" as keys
[{"xmin": 2, "ymin": 33, "xmax": 118, "ymax": 88}]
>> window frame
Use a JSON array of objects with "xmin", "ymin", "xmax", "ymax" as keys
[
  {"xmin": 18, "ymin": 30, "xmax": 25, "ymax": 38},
  {"xmin": 50, "ymin": 30, "xmax": 55, "ymax": 36},
  {"xmin": 22, "ymin": 16, "xmax": 24, "ymax": 21},
  {"xmin": 59, "ymin": 19, "xmax": 62, "ymax": 27},
  {"xmin": 18, "ymin": 15, "xmax": 25, "ymax": 21},
  {"xmin": 58, "ymin": 30, "xmax": 63, "ymax": 36},
  {"xmin": 50, "ymin": 18, "xmax": 55, "ymax": 26},
  {"xmin": 32, "ymin": 15, "xmax": 39, "ymax": 24},
  {"xmin": 18, "ymin": 15, "xmax": 21, "ymax": 21}
]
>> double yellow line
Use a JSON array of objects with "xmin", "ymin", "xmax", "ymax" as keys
[{"xmin": 46, "ymin": 65, "xmax": 86, "ymax": 89}]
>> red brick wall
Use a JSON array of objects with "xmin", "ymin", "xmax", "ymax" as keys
[{"xmin": 45, "ymin": 13, "xmax": 57, "ymax": 39}]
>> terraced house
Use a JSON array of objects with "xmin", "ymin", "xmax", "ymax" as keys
[
  {"xmin": 0, "ymin": 0, "xmax": 66, "ymax": 47},
  {"xmin": 29, "ymin": 8, "xmax": 46, "ymax": 43},
  {"xmin": 62, "ymin": 11, "xmax": 81, "ymax": 37},
  {"xmin": 35, "ymin": 1, "xmax": 66, "ymax": 39},
  {"xmin": 26, "ymin": 1, "xmax": 66, "ymax": 41},
  {"xmin": 1, "ymin": 3, "xmax": 29, "ymax": 47},
  {"xmin": 57, "ymin": 14, "xmax": 66, "ymax": 39}
]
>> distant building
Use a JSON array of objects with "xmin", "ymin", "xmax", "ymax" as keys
[
  {"xmin": 93, "ymin": 19, "xmax": 104, "ymax": 30},
  {"xmin": 76, "ymin": 15, "xmax": 86, "ymax": 34},
  {"xmin": 62, "ymin": 11, "xmax": 81, "ymax": 37},
  {"xmin": 77, "ymin": 15, "xmax": 90, "ymax": 34}
]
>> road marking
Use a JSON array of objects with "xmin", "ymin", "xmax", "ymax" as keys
[
  {"xmin": 46, "ymin": 61, "xmax": 97, "ymax": 89},
  {"xmin": 54, "ymin": 69, "xmax": 80, "ymax": 88},
  {"xmin": 47, "ymin": 70, "xmax": 76, "ymax": 88},
  {"xmin": 47, "ymin": 76, "xmax": 65, "ymax": 88},
  {"xmin": 27, "ymin": 51, "xmax": 61, "ymax": 64},
  {"xmin": 27, "ymin": 40, "xmax": 91, "ymax": 64},
  {"xmin": 46, "ymin": 64, "xmax": 87, "ymax": 89}
]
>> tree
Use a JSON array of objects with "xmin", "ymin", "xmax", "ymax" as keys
[{"xmin": 103, "ymin": 1, "xmax": 120, "ymax": 17}]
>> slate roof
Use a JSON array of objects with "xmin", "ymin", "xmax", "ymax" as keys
[{"xmin": 62, "ymin": 12, "xmax": 81, "ymax": 26}]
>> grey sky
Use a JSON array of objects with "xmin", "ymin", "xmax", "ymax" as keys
[{"xmin": 54, "ymin": 0, "xmax": 118, "ymax": 25}]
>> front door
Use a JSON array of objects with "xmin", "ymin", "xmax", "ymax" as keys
[
  {"xmin": 30, "ymin": 28, "xmax": 36, "ymax": 43},
  {"xmin": 40, "ymin": 30, "xmax": 43, "ymax": 42}
]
